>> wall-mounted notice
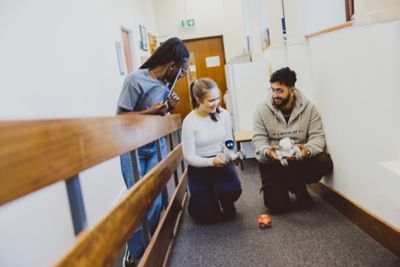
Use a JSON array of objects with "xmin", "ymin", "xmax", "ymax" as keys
[
  {"xmin": 205, "ymin": 56, "xmax": 220, "ymax": 68},
  {"xmin": 115, "ymin": 41, "xmax": 125, "ymax": 75}
]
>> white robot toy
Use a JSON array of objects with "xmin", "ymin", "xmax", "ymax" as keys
[
  {"xmin": 219, "ymin": 140, "xmax": 246, "ymax": 164},
  {"xmin": 275, "ymin": 137, "xmax": 302, "ymax": 167}
]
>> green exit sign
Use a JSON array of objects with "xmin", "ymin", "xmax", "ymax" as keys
[{"xmin": 181, "ymin": 19, "xmax": 195, "ymax": 29}]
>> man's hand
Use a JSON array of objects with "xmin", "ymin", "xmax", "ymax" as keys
[
  {"xmin": 167, "ymin": 92, "xmax": 180, "ymax": 111},
  {"xmin": 146, "ymin": 101, "xmax": 168, "ymax": 115},
  {"xmin": 264, "ymin": 146, "xmax": 280, "ymax": 161},
  {"xmin": 213, "ymin": 155, "xmax": 227, "ymax": 167},
  {"xmin": 295, "ymin": 144, "xmax": 310, "ymax": 160}
]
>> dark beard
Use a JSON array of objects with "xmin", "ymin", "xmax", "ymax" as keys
[{"xmin": 273, "ymin": 96, "xmax": 290, "ymax": 108}]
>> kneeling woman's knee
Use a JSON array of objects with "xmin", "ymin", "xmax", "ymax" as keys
[{"xmin": 219, "ymin": 189, "xmax": 242, "ymax": 203}]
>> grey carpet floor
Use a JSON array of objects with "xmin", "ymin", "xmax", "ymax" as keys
[{"xmin": 167, "ymin": 159, "xmax": 400, "ymax": 267}]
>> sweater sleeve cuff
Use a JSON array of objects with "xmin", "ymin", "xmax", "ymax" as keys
[
  {"xmin": 206, "ymin": 157, "xmax": 214, "ymax": 167},
  {"xmin": 256, "ymin": 145, "xmax": 270, "ymax": 163},
  {"xmin": 185, "ymin": 156, "xmax": 214, "ymax": 168},
  {"xmin": 304, "ymin": 146, "xmax": 313, "ymax": 158}
]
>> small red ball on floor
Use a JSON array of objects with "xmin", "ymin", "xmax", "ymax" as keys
[{"xmin": 258, "ymin": 214, "xmax": 272, "ymax": 229}]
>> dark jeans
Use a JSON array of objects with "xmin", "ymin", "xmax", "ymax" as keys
[
  {"xmin": 259, "ymin": 152, "xmax": 333, "ymax": 213},
  {"xmin": 188, "ymin": 164, "xmax": 242, "ymax": 224}
]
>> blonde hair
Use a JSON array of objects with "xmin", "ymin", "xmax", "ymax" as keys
[{"xmin": 189, "ymin": 78, "xmax": 220, "ymax": 121}]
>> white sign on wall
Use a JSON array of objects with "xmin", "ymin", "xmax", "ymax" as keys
[{"xmin": 205, "ymin": 56, "xmax": 220, "ymax": 68}]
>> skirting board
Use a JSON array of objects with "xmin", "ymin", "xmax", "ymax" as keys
[{"xmin": 309, "ymin": 182, "xmax": 400, "ymax": 257}]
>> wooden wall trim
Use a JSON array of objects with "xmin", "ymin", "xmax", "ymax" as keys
[
  {"xmin": 0, "ymin": 114, "xmax": 181, "ymax": 205},
  {"xmin": 305, "ymin": 21, "xmax": 353, "ymax": 39},
  {"xmin": 54, "ymin": 145, "xmax": 183, "ymax": 266},
  {"xmin": 309, "ymin": 182, "xmax": 400, "ymax": 257}
]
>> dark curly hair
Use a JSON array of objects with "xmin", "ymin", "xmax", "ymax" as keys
[
  {"xmin": 270, "ymin": 67, "xmax": 297, "ymax": 87},
  {"xmin": 140, "ymin": 37, "xmax": 189, "ymax": 69}
]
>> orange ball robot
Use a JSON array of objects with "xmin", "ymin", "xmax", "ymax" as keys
[{"xmin": 258, "ymin": 214, "xmax": 272, "ymax": 229}]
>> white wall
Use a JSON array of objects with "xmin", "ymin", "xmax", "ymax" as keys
[
  {"xmin": 302, "ymin": 0, "xmax": 346, "ymax": 34},
  {"xmin": 261, "ymin": 0, "xmax": 346, "ymax": 49},
  {"xmin": 225, "ymin": 61, "xmax": 269, "ymax": 132},
  {"xmin": 307, "ymin": 21, "xmax": 400, "ymax": 228},
  {"xmin": 265, "ymin": 0, "xmax": 286, "ymax": 48},
  {"xmin": 242, "ymin": 0, "xmax": 270, "ymax": 57},
  {"xmin": 283, "ymin": 0, "xmax": 346, "ymax": 44},
  {"xmin": 355, "ymin": 0, "xmax": 400, "ymax": 24},
  {"xmin": 152, "ymin": 0, "xmax": 246, "ymax": 61},
  {"xmin": 130, "ymin": 0, "xmax": 158, "ymax": 65},
  {"xmin": 0, "ymin": 0, "xmax": 157, "ymax": 266}
]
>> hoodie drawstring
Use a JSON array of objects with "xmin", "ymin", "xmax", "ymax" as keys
[
  {"xmin": 298, "ymin": 113, "xmax": 301, "ymax": 136},
  {"xmin": 275, "ymin": 113, "xmax": 278, "ymax": 140}
]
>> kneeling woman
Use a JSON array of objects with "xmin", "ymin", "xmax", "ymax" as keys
[{"xmin": 182, "ymin": 78, "xmax": 242, "ymax": 224}]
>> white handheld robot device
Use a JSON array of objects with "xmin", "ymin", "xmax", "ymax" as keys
[
  {"xmin": 164, "ymin": 68, "xmax": 182, "ymax": 104},
  {"xmin": 275, "ymin": 137, "xmax": 302, "ymax": 167},
  {"xmin": 220, "ymin": 140, "xmax": 246, "ymax": 164}
]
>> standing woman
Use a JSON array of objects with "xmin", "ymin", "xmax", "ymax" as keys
[
  {"xmin": 182, "ymin": 78, "xmax": 242, "ymax": 224},
  {"xmin": 117, "ymin": 37, "xmax": 189, "ymax": 266}
]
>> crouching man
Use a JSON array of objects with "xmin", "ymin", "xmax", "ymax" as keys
[{"xmin": 252, "ymin": 67, "xmax": 333, "ymax": 213}]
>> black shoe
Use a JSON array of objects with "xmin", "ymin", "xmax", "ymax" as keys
[
  {"xmin": 191, "ymin": 211, "xmax": 222, "ymax": 224},
  {"xmin": 268, "ymin": 203, "xmax": 293, "ymax": 214},
  {"xmin": 221, "ymin": 204, "xmax": 237, "ymax": 221},
  {"xmin": 293, "ymin": 184, "xmax": 314, "ymax": 209},
  {"xmin": 194, "ymin": 216, "xmax": 221, "ymax": 224},
  {"xmin": 123, "ymin": 247, "xmax": 139, "ymax": 267},
  {"xmin": 296, "ymin": 192, "xmax": 314, "ymax": 209}
]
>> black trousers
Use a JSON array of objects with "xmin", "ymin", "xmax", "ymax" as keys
[{"xmin": 259, "ymin": 152, "xmax": 333, "ymax": 212}]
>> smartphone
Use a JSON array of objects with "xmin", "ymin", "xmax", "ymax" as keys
[{"xmin": 164, "ymin": 68, "xmax": 182, "ymax": 103}]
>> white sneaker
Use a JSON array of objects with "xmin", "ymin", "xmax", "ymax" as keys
[{"xmin": 123, "ymin": 247, "xmax": 139, "ymax": 267}]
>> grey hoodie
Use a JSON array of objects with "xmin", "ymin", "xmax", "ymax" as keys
[{"xmin": 252, "ymin": 89, "xmax": 326, "ymax": 163}]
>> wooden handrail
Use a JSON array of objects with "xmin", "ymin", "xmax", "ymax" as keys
[
  {"xmin": 0, "ymin": 114, "xmax": 181, "ymax": 205},
  {"xmin": 139, "ymin": 170, "xmax": 188, "ymax": 267},
  {"xmin": 1, "ymin": 113, "xmax": 187, "ymax": 266},
  {"xmin": 55, "ymin": 145, "xmax": 183, "ymax": 266},
  {"xmin": 305, "ymin": 21, "xmax": 353, "ymax": 39}
]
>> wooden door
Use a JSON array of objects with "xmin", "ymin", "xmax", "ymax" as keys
[
  {"xmin": 172, "ymin": 36, "xmax": 228, "ymax": 119},
  {"xmin": 121, "ymin": 29, "xmax": 134, "ymax": 74}
]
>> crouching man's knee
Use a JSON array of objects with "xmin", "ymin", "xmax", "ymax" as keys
[
  {"xmin": 314, "ymin": 152, "xmax": 333, "ymax": 174},
  {"xmin": 306, "ymin": 152, "xmax": 333, "ymax": 183}
]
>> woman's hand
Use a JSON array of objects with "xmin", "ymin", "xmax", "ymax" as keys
[
  {"xmin": 146, "ymin": 101, "xmax": 168, "ymax": 115},
  {"xmin": 212, "ymin": 155, "xmax": 227, "ymax": 167},
  {"xmin": 167, "ymin": 92, "xmax": 180, "ymax": 111}
]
